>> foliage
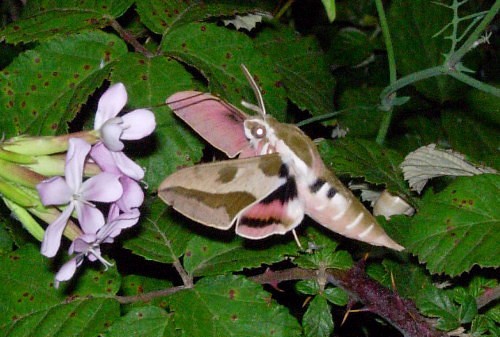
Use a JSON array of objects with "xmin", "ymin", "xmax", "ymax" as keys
[{"xmin": 0, "ymin": 1, "xmax": 498, "ymax": 337}]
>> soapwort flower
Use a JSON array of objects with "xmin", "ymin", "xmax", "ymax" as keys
[
  {"xmin": 54, "ymin": 208, "xmax": 140, "ymax": 288},
  {"xmin": 37, "ymin": 138, "xmax": 123, "ymax": 257},
  {"xmin": 93, "ymin": 83, "xmax": 155, "ymax": 180}
]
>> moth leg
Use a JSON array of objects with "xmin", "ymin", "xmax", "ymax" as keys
[{"xmin": 292, "ymin": 229, "xmax": 303, "ymax": 250}]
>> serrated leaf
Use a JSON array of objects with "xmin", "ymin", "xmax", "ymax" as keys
[
  {"xmin": 104, "ymin": 306, "xmax": 177, "ymax": 337},
  {"xmin": 295, "ymin": 247, "xmax": 352, "ymax": 271},
  {"xmin": 0, "ymin": 245, "xmax": 120, "ymax": 336},
  {"xmin": 183, "ymin": 235, "xmax": 298, "ymax": 277},
  {"xmin": 123, "ymin": 198, "xmax": 195, "ymax": 264},
  {"xmin": 0, "ymin": 31, "xmax": 127, "ymax": 138},
  {"xmin": 387, "ymin": 0, "xmax": 469, "ymax": 102},
  {"xmin": 136, "ymin": 0, "xmax": 269, "ymax": 35},
  {"xmin": 441, "ymin": 110, "xmax": 500, "ymax": 170},
  {"xmin": 111, "ymin": 53, "xmax": 203, "ymax": 189},
  {"xmin": 407, "ymin": 174, "xmax": 500, "ymax": 276},
  {"xmin": 162, "ymin": 22, "xmax": 287, "ymax": 120},
  {"xmin": 401, "ymin": 144, "xmax": 496, "ymax": 193},
  {"xmin": 318, "ymin": 138, "xmax": 413, "ymax": 203},
  {"xmin": 303, "ymin": 295, "xmax": 334, "ymax": 337},
  {"xmin": 1, "ymin": 0, "xmax": 134, "ymax": 44},
  {"xmin": 254, "ymin": 25, "xmax": 336, "ymax": 117},
  {"xmin": 168, "ymin": 275, "xmax": 302, "ymax": 337},
  {"xmin": 416, "ymin": 287, "xmax": 461, "ymax": 331},
  {"xmin": 324, "ymin": 287, "xmax": 349, "ymax": 306}
]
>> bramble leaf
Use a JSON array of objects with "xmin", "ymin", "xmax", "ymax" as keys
[{"xmin": 407, "ymin": 174, "xmax": 499, "ymax": 276}]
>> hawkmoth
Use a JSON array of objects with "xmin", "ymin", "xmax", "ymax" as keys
[{"xmin": 159, "ymin": 65, "xmax": 404, "ymax": 251}]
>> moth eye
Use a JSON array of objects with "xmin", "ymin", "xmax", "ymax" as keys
[{"xmin": 252, "ymin": 125, "xmax": 266, "ymax": 139}]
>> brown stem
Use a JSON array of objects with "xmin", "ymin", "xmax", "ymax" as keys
[
  {"xmin": 109, "ymin": 18, "xmax": 154, "ymax": 58},
  {"xmin": 250, "ymin": 265, "xmax": 448, "ymax": 337},
  {"xmin": 115, "ymin": 285, "xmax": 187, "ymax": 304}
]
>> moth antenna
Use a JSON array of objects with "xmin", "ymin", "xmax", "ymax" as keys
[
  {"xmin": 241, "ymin": 64, "xmax": 266, "ymax": 117},
  {"xmin": 241, "ymin": 100, "xmax": 262, "ymax": 114},
  {"xmin": 292, "ymin": 229, "xmax": 303, "ymax": 250}
]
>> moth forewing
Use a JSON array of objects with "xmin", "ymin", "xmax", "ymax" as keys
[
  {"xmin": 166, "ymin": 91, "xmax": 250, "ymax": 158},
  {"xmin": 158, "ymin": 154, "xmax": 287, "ymax": 230}
]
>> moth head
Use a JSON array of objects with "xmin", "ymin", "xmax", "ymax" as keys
[{"xmin": 243, "ymin": 118, "xmax": 274, "ymax": 153}]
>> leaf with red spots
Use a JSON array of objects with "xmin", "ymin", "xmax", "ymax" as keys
[
  {"xmin": 123, "ymin": 198, "xmax": 196, "ymax": 264},
  {"xmin": 406, "ymin": 174, "xmax": 500, "ymax": 276},
  {"xmin": 0, "ymin": 0, "xmax": 134, "ymax": 44},
  {"xmin": 120, "ymin": 275, "xmax": 173, "ymax": 313},
  {"xmin": 0, "ymin": 245, "xmax": 120, "ymax": 336},
  {"xmin": 161, "ymin": 22, "xmax": 287, "ymax": 121},
  {"xmin": 253, "ymin": 25, "xmax": 336, "ymax": 117},
  {"xmin": 183, "ymin": 235, "xmax": 299, "ymax": 277},
  {"xmin": 136, "ymin": 0, "xmax": 271, "ymax": 35},
  {"xmin": 111, "ymin": 53, "xmax": 203, "ymax": 189},
  {"xmin": 0, "ymin": 31, "xmax": 127, "ymax": 137},
  {"xmin": 104, "ymin": 306, "xmax": 176, "ymax": 337},
  {"xmin": 168, "ymin": 275, "xmax": 302, "ymax": 337}
]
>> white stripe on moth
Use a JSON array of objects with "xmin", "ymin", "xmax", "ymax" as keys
[
  {"xmin": 330, "ymin": 195, "xmax": 352, "ymax": 221},
  {"xmin": 358, "ymin": 223, "xmax": 374, "ymax": 238},
  {"xmin": 345, "ymin": 212, "xmax": 364, "ymax": 230}
]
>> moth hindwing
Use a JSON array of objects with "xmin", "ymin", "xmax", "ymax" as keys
[{"xmin": 161, "ymin": 65, "xmax": 404, "ymax": 251}]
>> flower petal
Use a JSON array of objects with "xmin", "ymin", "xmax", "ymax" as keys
[
  {"xmin": 99, "ymin": 209, "xmax": 140, "ymax": 240},
  {"xmin": 90, "ymin": 142, "xmax": 121, "ymax": 174},
  {"xmin": 41, "ymin": 204, "xmax": 74, "ymax": 257},
  {"xmin": 37, "ymin": 176, "xmax": 72, "ymax": 206},
  {"xmin": 100, "ymin": 118, "xmax": 125, "ymax": 151},
  {"xmin": 69, "ymin": 233, "xmax": 96, "ymax": 254},
  {"xmin": 111, "ymin": 151, "xmax": 144, "ymax": 180},
  {"xmin": 65, "ymin": 138, "xmax": 91, "ymax": 192},
  {"xmin": 94, "ymin": 83, "xmax": 127, "ymax": 130},
  {"xmin": 120, "ymin": 109, "xmax": 156, "ymax": 140},
  {"xmin": 75, "ymin": 202, "xmax": 105, "ymax": 234},
  {"xmin": 54, "ymin": 254, "xmax": 83, "ymax": 288},
  {"xmin": 80, "ymin": 172, "xmax": 123, "ymax": 202},
  {"xmin": 116, "ymin": 176, "xmax": 144, "ymax": 212}
]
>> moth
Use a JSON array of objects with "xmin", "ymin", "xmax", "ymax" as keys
[{"xmin": 159, "ymin": 65, "xmax": 404, "ymax": 251}]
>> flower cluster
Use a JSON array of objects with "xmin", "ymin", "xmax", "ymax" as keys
[{"xmin": 35, "ymin": 83, "xmax": 155, "ymax": 287}]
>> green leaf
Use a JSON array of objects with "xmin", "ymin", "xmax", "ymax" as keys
[
  {"xmin": 168, "ymin": 275, "xmax": 302, "ymax": 337},
  {"xmin": 336, "ymin": 87, "xmax": 383, "ymax": 137},
  {"xmin": 302, "ymin": 295, "xmax": 334, "ymax": 337},
  {"xmin": 295, "ymin": 236, "xmax": 352, "ymax": 271},
  {"xmin": 327, "ymin": 28, "xmax": 373, "ymax": 67},
  {"xmin": 465, "ymin": 85, "xmax": 500, "ymax": 126},
  {"xmin": 183, "ymin": 235, "xmax": 298, "ymax": 277},
  {"xmin": 324, "ymin": 287, "xmax": 349, "ymax": 306},
  {"xmin": 387, "ymin": 0, "xmax": 469, "ymax": 102},
  {"xmin": 441, "ymin": 110, "xmax": 499, "ymax": 170},
  {"xmin": 111, "ymin": 53, "xmax": 203, "ymax": 189},
  {"xmin": 123, "ymin": 198, "xmax": 195, "ymax": 264},
  {"xmin": 295, "ymin": 280, "xmax": 320, "ymax": 296},
  {"xmin": 1, "ymin": 0, "xmax": 134, "ymax": 44},
  {"xmin": 254, "ymin": 25, "xmax": 336, "ymax": 118},
  {"xmin": 407, "ymin": 174, "xmax": 500, "ymax": 276},
  {"xmin": 416, "ymin": 287, "xmax": 461, "ymax": 331},
  {"xmin": 0, "ymin": 245, "xmax": 120, "ymax": 336},
  {"xmin": 105, "ymin": 306, "xmax": 177, "ymax": 337},
  {"xmin": 136, "ymin": 0, "xmax": 267, "ymax": 35},
  {"xmin": 0, "ymin": 31, "xmax": 127, "ymax": 138},
  {"xmin": 321, "ymin": 0, "xmax": 336, "ymax": 22},
  {"xmin": 162, "ymin": 22, "xmax": 287, "ymax": 120},
  {"xmin": 317, "ymin": 138, "xmax": 413, "ymax": 202}
]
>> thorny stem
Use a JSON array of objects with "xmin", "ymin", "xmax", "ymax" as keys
[
  {"xmin": 476, "ymin": 285, "xmax": 500, "ymax": 310},
  {"xmin": 109, "ymin": 18, "xmax": 154, "ymax": 58},
  {"xmin": 251, "ymin": 265, "xmax": 448, "ymax": 337},
  {"xmin": 115, "ymin": 285, "xmax": 188, "ymax": 304}
]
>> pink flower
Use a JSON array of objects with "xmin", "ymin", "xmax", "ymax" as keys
[
  {"xmin": 37, "ymin": 138, "xmax": 123, "ymax": 257},
  {"xmin": 54, "ymin": 209, "xmax": 140, "ymax": 288},
  {"xmin": 93, "ymin": 83, "xmax": 156, "ymax": 180}
]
